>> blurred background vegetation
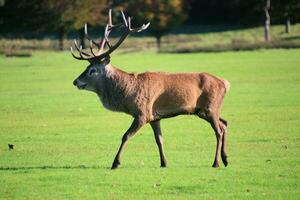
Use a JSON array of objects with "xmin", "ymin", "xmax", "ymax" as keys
[{"xmin": 0, "ymin": 0, "xmax": 299, "ymax": 56}]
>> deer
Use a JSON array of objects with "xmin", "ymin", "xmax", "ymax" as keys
[{"xmin": 71, "ymin": 9, "xmax": 230, "ymax": 170}]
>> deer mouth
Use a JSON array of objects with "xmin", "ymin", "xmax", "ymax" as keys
[{"xmin": 77, "ymin": 83, "xmax": 87, "ymax": 90}]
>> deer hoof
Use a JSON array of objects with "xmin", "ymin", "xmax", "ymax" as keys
[
  {"xmin": 222, "ymin": 156, "xmax": 228, "ymax": 167},
  {"xmin": 160, "ymin": 163, "xmax": 167, "ymax": 168},
  {"xmin": 212, "ymin": 161, "xmax": 220, "ymax": 168},
  {"xmin": 111, "ymin": 161, "xmax": 120, "ymax": 170}
]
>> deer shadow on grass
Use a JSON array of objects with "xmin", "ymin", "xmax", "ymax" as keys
[{"xmin": 0, "ymin": 165, "xmax": 105, "ymax": 171}]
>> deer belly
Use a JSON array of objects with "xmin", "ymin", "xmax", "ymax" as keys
[{"xmin": 152, "ymin": 90, "xmax": 198, "ymax": 117}]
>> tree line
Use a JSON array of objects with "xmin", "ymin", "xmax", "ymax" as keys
[{"xmin": 0, "ymin": 0, "xmax": 299, "ymax": 49}]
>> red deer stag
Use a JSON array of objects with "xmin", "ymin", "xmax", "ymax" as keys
[{"xmin": 71, "ymin": 9, "xmax": 230, "ymax": 169}]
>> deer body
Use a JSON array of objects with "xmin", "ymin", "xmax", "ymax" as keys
[
  {"xmin": 71, "ymin": 9, "xmax": 230, "ymax": 169},
  {"xmin": 98, "ymin": 64, "xmax": 228, "ymax": 122}
]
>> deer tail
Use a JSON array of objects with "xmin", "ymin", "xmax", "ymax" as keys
[{"xmin": 222, "ymin": 79, "xmax": 230, "ymax": 93}]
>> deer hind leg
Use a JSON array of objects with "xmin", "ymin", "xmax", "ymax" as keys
[
  {"xmin": 150, "ymin": 120, "xmax": 168, "ymax": 168},
  {"xmin": 197, "ymin": 110, "xmax": 223, "ymax": 168},
  {"xmin": 219, "ymin": 117, "xmax": 228, "ymax": 167},
  {"xmin": 111, "ymin": 117, "xmax": 145, "ymax": 169},
  {"xmin": 210, "ymin": 116, "xmax": 223, "ymax": 168}
]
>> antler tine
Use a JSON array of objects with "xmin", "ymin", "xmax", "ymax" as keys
[
  {"xmin": 121, "ymin": 11, "xmax": 128, "ymax": 28},
  {"xmin": 71, "ymin": 29, "xmax": 100, "ymax": 61},
  {"xmin": 104, "ymin": 24, "xmax": 111, "ymax": 39},
  {"xmin": 70, "ymin": 47, "xmax": 86, "ymax": 60},
  {"xmin": 94, "ymin": 10, "xmax": 150, "ymax": 60},
  {"xmin": 87, "ymin": 23, "xmax": 112, "ymax": 58},
  {"xmin": 104, "ymin": 25, "xmax": 112, "ymax": 49},
  {"xmin": 89, "ymin": 40, "xmax": 97, "ymax": 57},
  {"xmin": 74, "ymin": 39, "xmax": 96, "ymax": 60},
  {"xmin": 141, "ymin": 22, "xmax": 150, "ymax": 31},
  {"xmin": 107, "ymin": 9, "xmax": 123, "ymax": 30},
  {"xmin": 128, "ymin": 17, "xmax": 132, "ymax": 31},
  {"xmin": 70, "ymin": 45, "xmax": 93, "ymax": 60},
  {"xmin": 96, "ymin": 24, "xmax": 110, "ymax": 56},
  {"xmin": 84, "ymin": 24, "xmax": 100, "ymax": 48},
  {"xmin": 74, "ymin": 40, "xmax": 92, "ymax": 57},
  {"xmin": 138, "ymin": 22, "xmax": 150, "ymax": 32},
  {"xmin": 105, "ymin": 38, "xmax": 112, "ymax": 48},
  {"xmin": 129, "ymin": 20, "xmax": 150, "ymax": 33},
  {"xmin": 78, "ymin": 45, "xmax": 94, "ymax": 60},
  {"xmin": 108, "ymin": 9, "xmax": 113, "ymax": 26},
  {"xmin": 74, "ymin": 40, "xmax": 82, "ymax": 52},
  {"xmin": 70, "ymin": 9, "xmax": 150, "ymax": 61},
  {"xmin": 126, "ymin": 15, "xmax": 150, "ymax": 33}
]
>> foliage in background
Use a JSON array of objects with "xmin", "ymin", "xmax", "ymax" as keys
[
  {"xmin": 1, "ymin": 0, "xmax": 300, "ymax": 50},
  {"xmin": 187, "ymin": 0, "xmax": 300, "ymax": 25},
  {"xmin": 40, "ymin": 0, "xmax": 108, "ymax": 50},
  {"xmin": 272, "ymin": 0, "xmax": 300, "ymax": 33},
  {"xmin": 1, "ymin": 0, "xmax": 300, "ymax": 31},
  {"xmin": 0, "ymin": 0, "xmax": 108, "ymax": 50},
  {"xmin": 59, "ymin": 0, "xmax": 109, "ymax": 48},
  {"xmin": 272, "ymin": 0, "xmax": 300, "ymax": 23},
  {"xmin": 117, "ymin": 0, "xmax": 188, "ymax": 48},
  {"xmin": 0, "ymin": 0, "xmax": 47, "ymax": 32}
]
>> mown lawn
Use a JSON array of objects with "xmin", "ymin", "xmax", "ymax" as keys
[{"xmin": 0, "ymin": 49, "xmax": 299, "ymax": 199}]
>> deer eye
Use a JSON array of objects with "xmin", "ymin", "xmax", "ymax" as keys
[{"xmin": 88, "ymin": 68, "xmax": 97, "ymax": 76}]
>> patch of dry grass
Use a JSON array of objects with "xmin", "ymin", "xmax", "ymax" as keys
[{"xmin": 0, "ymin": 24, "xmax": 299, "ymax": 55}]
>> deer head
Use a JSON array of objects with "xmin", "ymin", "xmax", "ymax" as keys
[{"xmin": 71, "ymin": 9, "xmax": 150, "ymax": 92}]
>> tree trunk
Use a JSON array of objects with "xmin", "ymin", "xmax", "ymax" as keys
[
  {"xmin": 155, "ymin": 35, "xmax": 161, "ymax": 49},
  {"xmin": 264, "ymin": 0, "xmax": 271, "ymax": 42},
  {"xmin": 58, "ymin": 26, "xmax": 65, "ymax": 51},
  {"xmin": 264, "ymin": 16, "xmax": 270, "ymax": 42},
  {"xmin": 79, "ymin": 27, "xmax": 85, "ymax": 49},
  {"xmin": 285, "ymin": 17, "xmax": 290, "ymax": 34}
]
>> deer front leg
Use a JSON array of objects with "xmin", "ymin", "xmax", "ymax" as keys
[
  {"xmin": 150, "ymin": 120, "xmax": 168, "ymax": 168},
  {"xmin": 111, "ymin": 117, "xmax": 145, "ymax": 169}
]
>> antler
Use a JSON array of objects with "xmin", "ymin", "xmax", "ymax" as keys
[{"xmin": 70, "ymin": 9, "xmax": 150, "ymax": 61}]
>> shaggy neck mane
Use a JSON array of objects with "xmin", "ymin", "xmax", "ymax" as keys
[{"xmin": 97, "ymin": 64, "xmax": 136, "ymax": 112}]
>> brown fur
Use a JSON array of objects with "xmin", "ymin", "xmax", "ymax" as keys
[
  {"xmin": 73, "ymin": 62, "xmax": 230, "ymax": 169},
  {"xmin": 98, "ymin": 65, "xmax": 228, "ymax": 121},
  {"xmin": 71, "ymin": 10, "xmax": 230, "ymax": 169}
]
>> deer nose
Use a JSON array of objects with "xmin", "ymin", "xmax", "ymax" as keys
[{"xmin": 73, "ymin": 79, "xmax": 78, "ymax": 86}]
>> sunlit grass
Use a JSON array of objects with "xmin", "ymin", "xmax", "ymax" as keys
[{"xmin": 0, "ymin": 49, "xmax": 299, "ymax": 199}]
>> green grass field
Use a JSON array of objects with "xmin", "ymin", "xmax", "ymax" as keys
[{"xmin": 0, "ymin": 49, "xmax": 299, "ymax": 199}]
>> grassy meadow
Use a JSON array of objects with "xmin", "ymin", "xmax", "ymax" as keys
[{"xmin": 0, "ymin": 49, "xmax": 299, "ymax": 199}]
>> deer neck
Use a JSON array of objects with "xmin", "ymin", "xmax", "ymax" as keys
[{"xmin": 97, "ymin": 64, "xmax": 136, "ymax": 113}]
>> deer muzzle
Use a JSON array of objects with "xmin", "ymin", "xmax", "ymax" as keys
[{"xmin": 73, "ymin": 79, "xmax": 87, "ymax": 90}]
